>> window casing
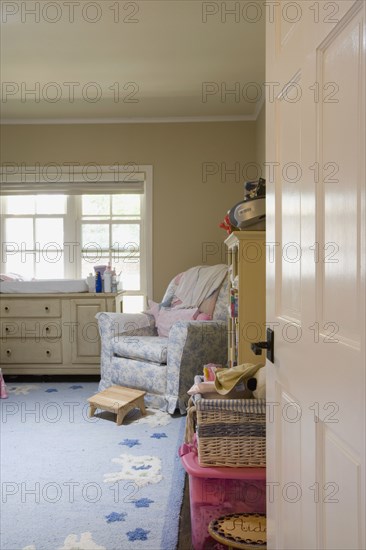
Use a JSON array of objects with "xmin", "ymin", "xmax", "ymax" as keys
[{"xmin": 0, "ymin": 165, "xmax": 153, "ymax": 310}]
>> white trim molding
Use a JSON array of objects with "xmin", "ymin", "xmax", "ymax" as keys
[{"xmin": 0, "ymin": 114, "xmax": 258, "ymax": 125}]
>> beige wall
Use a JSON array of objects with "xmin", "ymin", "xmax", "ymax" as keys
[{"xmin": 1, "ymin": 121, "xmax": 260, "ymax": 299}]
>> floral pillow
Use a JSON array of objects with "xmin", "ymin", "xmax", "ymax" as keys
[
  {"xmin": 145, "ymin": 300, "xmax": 160, "ymax": 324},
  {"xmin": 145, "ymin": 300, "xmax": 211, "ymax": 337},
  {"xmin": 157, "ymin": 307, "xmax": 199, "ymax": 337}
]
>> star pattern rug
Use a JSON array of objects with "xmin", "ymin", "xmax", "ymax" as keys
[{"xmin": 1, "ymin": 382, "xmax": 186, "ymax": 550}]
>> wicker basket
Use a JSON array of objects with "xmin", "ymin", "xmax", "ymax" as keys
[{"xmin": 195, "ymin": 396, "xmax": 266, "ymax": 468}]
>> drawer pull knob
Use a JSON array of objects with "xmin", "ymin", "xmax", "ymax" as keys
[
  {"xmin": 46, "ymin": 350, "xmax": 51, "ymax": 355},
  {"xmin": 45, "ymin": 327, "xmax": 50, "ymax": 332},
  {"xmin": 5, "ymin": 327, "xmax": 9, "ymax": 332},
  {"xmin": 45, "ymin": 306, "xmax": 49, "ymax": 311},
  {"xmin": 6, "ymin": 349, "xmax": 11, "ymax": 355},
  {"xmin": 4, "ymin": 306, "xmax": 9, "ymax": 311}
]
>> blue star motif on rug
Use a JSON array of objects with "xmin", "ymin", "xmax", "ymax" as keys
[
  {"xmin": 119, "ymin": 439, "xmax": 140, "ymax": 448},
  {"xmin": 127, "ymin": 528, "xmax": 150, "ymax": 541},
  {"xmin": 69, "ymin": 385, "xmax": 83, "ymax": 389},
  {"xmin": 45, "ymin": 388, "xmax": 58, "ymax": 393},
  {"xmin": 151, "ymin": 432, "xmax": 167, "ymax": 439},
  {"xmin": 132, "ymin": 464, "xmax": 151, "ymax": 471},
  {"xmin": 134, "ymin": 498, "xmax": 154, "ymax": 508},
  {"xmin": 105, "ymin": 512, "xmax": 127, "ymax": 523}
]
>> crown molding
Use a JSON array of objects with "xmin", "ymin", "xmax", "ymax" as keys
[{"xmin": 0, "ymin": 113, "xmax": 258, "ymax": 125}]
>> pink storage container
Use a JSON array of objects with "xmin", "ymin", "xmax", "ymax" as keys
[{"xmin": 179, "ymin": 446, "xmax": 266, "ymax": 550}]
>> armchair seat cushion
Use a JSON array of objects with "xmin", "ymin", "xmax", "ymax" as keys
[{"xmin": 113, "ymin": 336, "xmax": 168, "ymax": 364}]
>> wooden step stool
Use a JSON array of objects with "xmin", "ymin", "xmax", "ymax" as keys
[{"xmin": 87, "ymin": 386, "xmax": 146, "ymax": 425}]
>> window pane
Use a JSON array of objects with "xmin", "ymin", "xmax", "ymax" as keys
[
  {"xmin": 122, "ymin": 295, "xmax": 145, "ymax": 313},
  {"xmin": 6, "ymin": 218, "xmax": 33, "ymax": 249},
  {"xmin": 4, "ymin": 253, "xmax": 34, "ymax": 279},
  {"xmin": 5, "ymin": 196, "xmax": 35, "ymax": 215},
  {"xmin": 82, "ymin": 195, "xmax": 110, "ymax": 216},
  {"xmin": 36, "ymin": 253, "xmax": 64, "ymax": 279},
  {"xmin": 118, "ymin": 259, "xmax": 140, "ymax": 291},
  {"xmin": 82, "ymin": 224, "xmax": 109, "ymax": 249},
  {"xmin": 36, "ymin": 195, "xmax": 66, "ymax": 214},
  {"xmin": 81, "ymin": 256, "xmax": 110, "ymax": 279},
  {"xmin": 36, "ymin": 219, "xmax": 64, "ymax": 249},
  {"xmin": 2, "ymin": 192, "xmax": 145, "ymax": 288},
  {"xmin": 112, "ymin": 224, "xmax": 140, "ymax": 250},
  {"xmin": 112, "ymin": 195, "xmax": 140, "ymax": 217}
]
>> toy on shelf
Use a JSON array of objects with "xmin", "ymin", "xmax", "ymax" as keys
[{"xmin": 219, "ymin": 214, "xmax": 235, "ymax": 235}]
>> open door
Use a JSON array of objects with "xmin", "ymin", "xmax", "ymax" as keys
[{"xmin": 266, "ymin": 1, "xmax": 365, "ymax": 548}]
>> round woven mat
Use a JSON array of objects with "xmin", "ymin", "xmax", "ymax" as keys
[{"xmin": 208, "ymin": 513, "xmax": 266, "ymax": 549}]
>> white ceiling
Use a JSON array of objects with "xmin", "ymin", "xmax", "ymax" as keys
[{"xmin": 0, "ymin": 0, "xmax": 265, "ymax": 123}]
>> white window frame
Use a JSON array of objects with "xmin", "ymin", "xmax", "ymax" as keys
[{"xmin": 0, "ymin": 164, "xmax": 153, "ymax": 303}]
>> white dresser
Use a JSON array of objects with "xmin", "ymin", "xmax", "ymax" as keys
[{"xmin": 0, "ymin": 293, "xmax": 118, "ymax": 374}]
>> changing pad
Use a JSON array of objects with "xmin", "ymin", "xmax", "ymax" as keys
[{"xmin": 0, "ymin": 279, "xmax": 88, "ymax": 294}]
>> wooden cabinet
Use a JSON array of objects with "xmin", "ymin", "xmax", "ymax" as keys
[
  {"xmin": 225, "ymin": 231, "xmax": 266, "ymax": 366},
  {"xmin": 0, "ymin": 293, "xmax": 118, "ymax": 375},
  {"xmin": 70, "ymin": 298, "xmax": 106, "ymax": 364}
]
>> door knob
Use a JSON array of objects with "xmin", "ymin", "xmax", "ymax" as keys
[
  {"xmin": 251, "ymin": 328, "xmax": 274, "ymax": 363},
  {"xmin": 251, "ymin": 342, "xmax": 269, "ymax": 354}
]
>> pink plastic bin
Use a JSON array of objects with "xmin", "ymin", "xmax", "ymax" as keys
[{"xmin": 179, "ymin": 446, "xmax": 266, "ymax": 550}]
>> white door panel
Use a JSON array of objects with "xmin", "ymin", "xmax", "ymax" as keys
[{"xmin": 266, "ymin": 1, "xmax": 365, "ymax": 548}]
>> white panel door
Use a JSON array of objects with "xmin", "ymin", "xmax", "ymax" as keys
[{"xmin": 266, "ymin": 2, "xmax": 365, "ymax": 549}]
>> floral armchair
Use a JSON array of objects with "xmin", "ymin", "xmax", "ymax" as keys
[{"xmin": 96, "ymin": 269, "xmax": 228, "ymax": 413}]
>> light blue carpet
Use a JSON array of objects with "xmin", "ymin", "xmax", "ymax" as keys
[{"xmin": 0, "ymin": 382, "xmax": 186, "ymax": 550}]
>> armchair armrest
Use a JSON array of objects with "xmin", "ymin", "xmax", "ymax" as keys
[
  {"xmin": 166, "ymin": 320, "xmax": 227, "ymax": 413},
  {"xmin": 96, "ymin": 312, "xmax": 156, "ymax": 339},
  {"xmin": 96, "ymin": 312, "xmax": 156, "ymax": 390}
]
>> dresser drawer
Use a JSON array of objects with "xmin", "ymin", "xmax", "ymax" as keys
[
  {"xmin": 0, "ymin": 299, "xmax": 61, "ymax": 318},
  {"xmin": 0, "ymin": 339, "xmax": 62, "ymax": 364},
  {"xmin": 1, "ymin": 319, "xmax": 62, "ymax": 339}
]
